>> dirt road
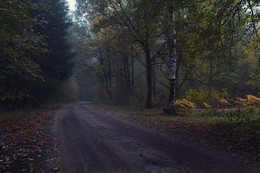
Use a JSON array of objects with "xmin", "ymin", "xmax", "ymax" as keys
[{"xmin": 53, "ymin": 103, "xmax": 259, "ymax": 173}]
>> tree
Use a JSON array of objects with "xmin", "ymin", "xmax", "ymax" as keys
[
  {"xmin": 76, "ymin": 0, "xmax": 167, "ymax": 108},
  {"xmin": 73, "ymin": 0, "xmax": 259, "ymax": 110},
  {"xmin": 0, "ymin": 0, "xmax": 75, "ymax": 108},
  {"xmin": 31, "ymin": 0, "xmax": 74, "ymax": 104},
  {"xmin": 0, "ymin": 0, "xmax": 45, "ymax": 107}
]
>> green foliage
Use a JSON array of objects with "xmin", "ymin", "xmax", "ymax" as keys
[
  {"xmin": 74, "ymin": 0, "xmax": 259, "ymax": 109},
  {"xmin": 0, "ymin": 0, "xmax": 45, "ymax": 105},
  {"xmin": 30, "ymin": 0, "xmax": 74, "ymax": 104},
  {"xmin": 179, "ymin": 109, "xmax": 260, "ymax": 131},
  {"xmin": 226, "ymin": 110, "xmax": 250, "ymax": 125},
  {"xmin": 184, "ymin": 89, "xmax": 207, "ymax": 106},
  {"xmin": 0, "ymin": 0, "xmax": 74, "ymax": 108}
]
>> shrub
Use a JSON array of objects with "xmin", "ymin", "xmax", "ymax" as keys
[
  {"xmin": 203, "ymin": 102, "xmax": 211, "ymax": 109},
  {"xmin": 174, "ymin": 99, "xmax": 196, "ymax": 109},
  {"xmin": 245, "ymin": 105, "xmax": 256, "ymax": 112},
  {"xmin": 235, "ymin": 95, "xmax": 260, "ymax": 107},
  {"xmin": 233, "ymin": 100, "xmax": 243, "ymax": 107},
  {"xmin": 218, "ymin": 98, "xmax": 231, "ymax": 108},
  {"xmin": 226, "ymin": 110, "xmax": 250, "ymax": 125},
  {"xmin": 183, "ymin": 88, "xmax": 230, "ymax": 108},
  {"xmin": 247, "ymin": 95, "xmax": 260, "ymax": 106}
]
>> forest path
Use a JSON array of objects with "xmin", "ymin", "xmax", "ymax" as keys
[{"xmin": 53, "ymin": 103, "xmax": 258, "ymax": 173}]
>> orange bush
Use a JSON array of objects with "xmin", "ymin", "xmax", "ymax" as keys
[
  {"xmin": 246, "ymin": 95, "xmax": 260, "ymax": 106},
  {"xmin": 218, "ymin": 98, "xmax": 230, "ymax": 107}
]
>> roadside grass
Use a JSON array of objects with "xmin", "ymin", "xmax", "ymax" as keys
[
  {"xmin": 95, "ymin": 104, "xmax": 260, "ymax": 133},
  {"xmin": 97, "ymin": 104, "xmax": 260, "ymax": 163},
  {"xmin": 183, "ymin": 109, "xmax": 259, "ymax": 124},
  {"xmin": 138, "ymin": 109, "xmax": 260, "ymax": 133}
]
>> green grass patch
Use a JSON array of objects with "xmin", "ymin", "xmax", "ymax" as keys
[
  {"xmin": 190, "ymin": 110, "xmax": 260, "ymax": 132},
  {"xmin": 145, "ymin": 109, "xmax": 260, "ymax": 133}
]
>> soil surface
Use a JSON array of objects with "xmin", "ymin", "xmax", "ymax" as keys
[{"xmin": 53, "ymin": 103, "xmax": 259, "ymax": 173}]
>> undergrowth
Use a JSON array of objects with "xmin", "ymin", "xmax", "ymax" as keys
[{"xmin": 179, "ymin": 110, "xmax": 260, "ymax": 133}]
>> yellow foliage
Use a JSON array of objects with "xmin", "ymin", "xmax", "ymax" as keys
[
  {"xmin": 174, "ymin": 99, "xmax": 196, "ymax": 109},
  {"xmin": 218, "ymin": 98, "xmax": 230, "ymax": 106},
  {"xmin": 212, "ymin": 89, "xmax": 229, "ymax": 103},
  {"xmin": 235, "ymin": 95, "xmax": 260, "ymax": 107},
  {"xmin": 236, "ymin": 97, "xmax": 247, "ymax": 103},
  {"xmin": 247, "ymin": 95, "xmax": 260, "ymax": 106},
  {"xmin": 234, "ymin": 100, "xmax": 243, "ymax": 107},
  {"xmin": 184, "ymin": 88, "xmax": 230, "ymax": 108},
  {"xmin": 203, "ymin": 102, "xmax": 211, "ymax": 109}
]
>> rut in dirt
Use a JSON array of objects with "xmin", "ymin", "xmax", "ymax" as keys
[{"xmin": 53, "ymin": 103, "xmax": 259, "ymax": 173}]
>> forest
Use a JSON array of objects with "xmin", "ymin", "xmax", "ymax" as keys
[
  {"xmin": 73, "ymin": 0, "xmax": 260, "ymax": 112},
  {"xmin": 0, "ymin": 0, "xmax": 260, "ymax": 172},
  {"xmin": 0, "ymin": 0, "xmax": 259, "ymax": 111},
  {"xmin": 0, "ymin": 0, "xmax": 76, "ymax": 109}
]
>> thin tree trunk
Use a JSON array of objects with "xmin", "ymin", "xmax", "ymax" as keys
[
  {"xmin": 131, "ymin": 52, "xmax": 135, "ymax": 95},
  {"xmin": 123, "ymin": 54, "xmax": 129, "ymax": 87},
  {"xmin": 108, "ymin": 55, "xmax": 112, "ymax": 102},
  {"xmin": 152, "ymin": 68, "xmax": 156, "ymax": 99},
  {"xmin": 208, "ymin": 57, "xmax": 213, "ymax": 103},
  {"xmin": 168, "ymin": 6, "xmax": 177, "ymax": 114},
  {"xmin": 126, "ymin": 54, "xmax": 130, "ymax": 91},
  {"xmin": 117, "ymin": 60, "xmax": 120, "ymax": 81},
  {"xmin": 99, "ymin": 48, "xmax": 105, "ymax": 103},
  {"xmin": 101, "ymin": 78, "xmax": 104, "ymax": 103},
  {"xmin": 146, "ymin": 45, "xmax": 152, "ymax": 109}
]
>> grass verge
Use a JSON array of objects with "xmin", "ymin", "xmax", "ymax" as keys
[{"xmin": 96, "ymin": 104, "xmax": 260, "ymax": 165}]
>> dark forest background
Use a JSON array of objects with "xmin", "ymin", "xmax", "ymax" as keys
[{"xmin": 0, "ymin": 0, "xmax": 76, "ymax": 109}]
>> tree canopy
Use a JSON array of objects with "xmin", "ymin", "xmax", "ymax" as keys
[
  {"xmin": 73, "ymin": 0, "xmax": 259, "ymax": 110},
  {"xmin": 0, "ymin": 0, "xmax": 75, "ymax": 109}
]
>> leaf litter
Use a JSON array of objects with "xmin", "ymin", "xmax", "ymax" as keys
[{"xmin": 0, "ymin": 109, "xmax": 59, "ymax": 172}]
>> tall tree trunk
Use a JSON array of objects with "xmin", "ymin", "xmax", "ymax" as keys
[
  {"xmin": 98, "ymin": 48, "xmax": 105, "ymax": 103},
  {"xmin": 146, "ymin": 45, "xmax": 152, "ymax": 109},
  {"xmin": 126, "ymin": 54, "xmax": 131, "ymax": 91},
  {"xmin": 168, "ymin": 6, "xmax": 177, "ymax": 114},
  {"xmin": 117, "ymin": 60, "xmax": 120, "ymax": 81},
  {"xmin": 131, "ymin": 52, "xmax": 135, "ymax": 95},
  {"xmin": 101, "ymin": 78, "xmax": 104, "ymax": 103},
  {"xmin": 123, "ymin": 54, "xmax": 129, "ymax": 87},
  {"xmin": 152, "ymin": 68, "xmax": 156, "ymax": 99},
  {"xmin": 107, "ymin": 54, "xmax": 112, "ymax": 102},
  {"xmin": 208, "ymin": 57, "xmax": 213, "ymax": 104},
  {"xmin": 123, "ymin": 54, "xmax": 131, "ymax": 101}
]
